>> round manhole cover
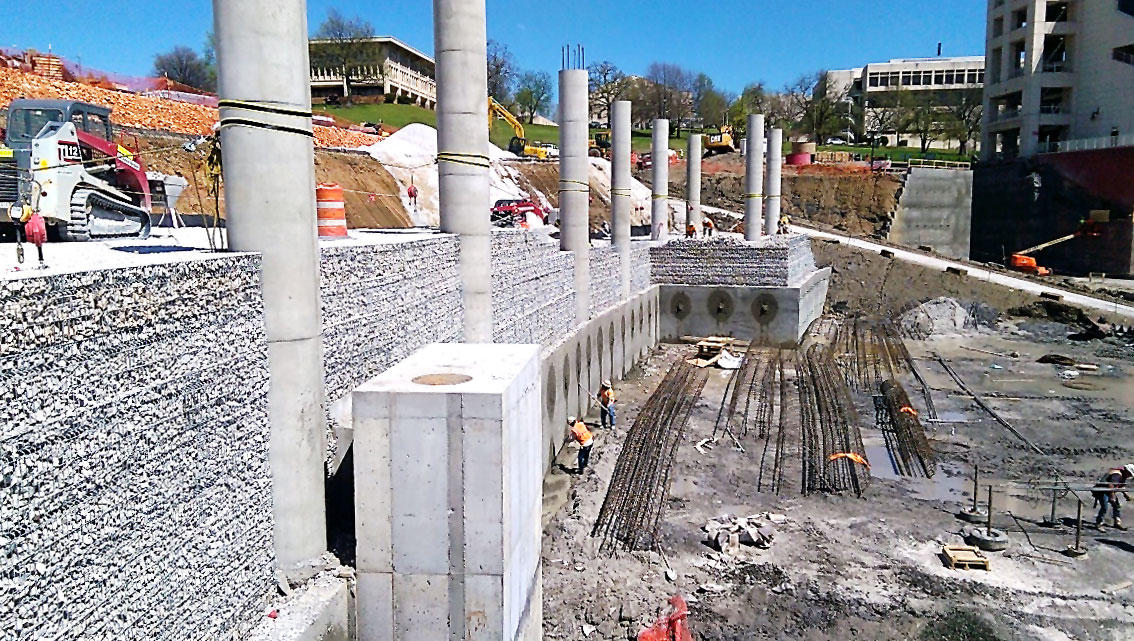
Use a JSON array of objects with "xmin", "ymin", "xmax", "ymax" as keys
[{"xmin": 412, "ymin": 373, "xmax": 473, "ymax": 386}]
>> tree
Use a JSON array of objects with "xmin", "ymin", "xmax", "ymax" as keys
[
  {"xmin": 487, "ymin": 40, "xmax": 516, "ymax": 104},
  {"xmin": 587, "ymin": 61, "xmax": 628, "ymax": 126},
  {"xmin": 311, "ymin": 9, "xmax": 378, "ymax": 102},
  {"xmin": 152, "ymin": 46, "xmax": 213, "ymax": 91},
  {"xmin": 515, "ymin": 71, "xmax": 553, "ymax": 123},
  {"xmin": 644, "ymin": 62, "xmax": 694, "ymax": 134},
  {"xmin": 946, "ymin": 88, "xmax": 984, "ymax": 155},
  {"xmin": 697, "ymin": 89, "xmax": 730, "ymax": 129},
  {"xmin": 784, "ymin": 71, "xmax": 849, "ymax": 143},
  {"xmin": 900, "ymin": 92, "xmax": 947, "ymax": 153},
  {"xmin": 202, "ymin": 32, "xmax": 217, "ymax": 92}
]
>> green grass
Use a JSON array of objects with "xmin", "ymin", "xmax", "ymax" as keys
[{"xmin": 316, "ymin": 103, "xmax": 437, "ymax": 130}]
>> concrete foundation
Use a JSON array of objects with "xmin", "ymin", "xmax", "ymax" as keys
[
  {"xmin": 651, "ymin": 119, "xmax": 670, "ymax": 240},
  {"xmin": 890, "ymin": 167, "xmax": 973, "ymax": 260},
  {"xmin": 354, "ymin": 343, "xmax": 543, "ymax": 641}
]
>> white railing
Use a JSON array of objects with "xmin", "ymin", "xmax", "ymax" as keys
[
  {"xmin": 309, "ymin": 59, "xmax": 436, "ymax": 102},
  {"xmin": 908, "ymin": 158, "xmax": 972, "ymax": 170},
  {"xmin": 1040, "ymin": 133, "xmax": 1134, "ymax": 154}
]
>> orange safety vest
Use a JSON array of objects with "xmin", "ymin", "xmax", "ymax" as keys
[
  {"xmin": 703, "ymin": 218, "xmax": 713, "ymax": 229},
  {"xmin": 571, "ymin": 421, "xmax": 593, "ymax": 445},
  {"xmin": 599, "ymin": 387, "xmax": 616, "ymax": 406}
]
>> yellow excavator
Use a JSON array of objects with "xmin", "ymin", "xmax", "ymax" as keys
[
  {"xmin": 704, "ymin": 125, "xmax": 737, "ymax": 155},
  {"xmin": 488, "ymin": 97, "xmax": 549, "ymax": 160}
]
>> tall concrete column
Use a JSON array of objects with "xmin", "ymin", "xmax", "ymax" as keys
[
  {"xmin": 650, "ymin": 119, "xmax": 669, "ymax": 241},
  {"xmin": 213, "ymin": 0, "xmax": 327, "ymax": 575},
  {"xmin": 559, "ymin": 68, "xmax": 591, "ymax": 325},
  {"xmin": 611, "ymin": 100, "xmax": 632, "ymax": 298},
  {"xmin": 764, "ymin": 127, "xmax": 783, "ymax": 236},
  {"xmin": 744, "ymin": 114, "xmax": 765, "ymax": 241},
  {"xmin": 686, "ymin": 134, "xmax": 702, "ymax": 233},
  {"xmin": 435, "ymin": 0, "xmax": 492, "ymax": 342}
]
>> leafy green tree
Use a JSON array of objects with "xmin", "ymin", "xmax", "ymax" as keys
[
  {"xmin": 515, "ymin": 71, "xmax": 553, "ymax": 124},
  {"xmin": 311, "ymin": 9, "xmax": 379, "ymax": 102}
]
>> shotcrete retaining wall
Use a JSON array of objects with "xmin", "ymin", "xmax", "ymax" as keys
[
  {"xmin": 889, "ymin": 167, "xmax": 972, "ymax": 260},
  {"xmin": 0, "ymin": 255, "xmax": 274, "ymax": 641}
]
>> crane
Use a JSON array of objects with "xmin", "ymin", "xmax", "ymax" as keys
[{"xmin": 487, "ymin": 97, "xmax": 549, "ymax": 160}]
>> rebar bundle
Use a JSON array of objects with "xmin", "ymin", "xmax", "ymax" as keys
[
  {"xmin": 798, "ymin": 345, "xmax": 870, "ymax": 496},
  {"xmin": 877, "ymin": 380, "xmax": 937, "ymax": 477},
  {"xmin": 592, "ymin": 357, "xmax": 708, "ymax": 553}
]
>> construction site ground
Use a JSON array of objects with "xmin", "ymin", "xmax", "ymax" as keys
[{"xmin": 542, "ymin": 314, "xmax": 1134, "ymax": 640}]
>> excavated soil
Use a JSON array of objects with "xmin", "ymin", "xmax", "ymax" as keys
[
  {"xmin": 543, "ymin": 320, "xmax": 1134, "ymax": 640},
  {"xmin": 132, "ymin": 131, "xmax": 412, "ymax": 228},
  {"xmin": 636, "ymin": 153, "xmax": 902, "ymax": 237}
]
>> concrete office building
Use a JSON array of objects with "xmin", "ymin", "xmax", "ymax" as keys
[
  {"xmin": 826, "ymin": 57, "xmax": 985, "ymax": 150},
  {"xmin": 309, "ymin": 36, "xmax": 437, "ymax": 107},
  {"xmin": 981, "ymin": 0, "xmax": 1134, "ymax": 158}
]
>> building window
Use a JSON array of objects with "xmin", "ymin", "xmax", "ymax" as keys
[
  {"xmin": 993, "ymin": 17, "xmax": 1005, "ymax": 37},
  {"xmin": 1012, "ymin": 8, "xmax": 1028, "ymax": 29},
  {"xmin": 1120, "ymin": 0, "xmax": 1134, "ymax": 18},
  {"xmin": 869, "ymin": 73, "xmax": 880, "ymax": 87},
  {"xmin": 1045, "ymin": 2, "xmax": 1070, "ymax": 22},
  {"xmin": 901, "ymin": 71, "xmax": 912, "ymax": 85},
  {"xmin": 944, "ymin": 70, "xmax": 956, "ymax": 84},
  {"xmin": 1115, "ymin": 44, "xmax": 1134, "ymax": 66},
  {"xmin": 967, "ymin": 69, "xmax": 979, "ymax": 83},
  {"xmin": 934, "ymin": 70, "xmax": 945, "ymax": 85}
]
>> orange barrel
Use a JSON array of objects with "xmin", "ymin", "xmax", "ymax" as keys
[{"xmin": 316, "ymin": 183, "xmax": 348, "ymax": 238}]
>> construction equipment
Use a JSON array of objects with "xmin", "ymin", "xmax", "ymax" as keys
[
  {"xmin": 704, "ymin": 125, "xmax": 737, "ymax": 155},
  {"xmin": 589, "ymin": 131, "xmax": 611, "ymax": 158},
  {"xmin": 0, "ymin": 99, "xmax": 164, "ymax": 240},
  {"xmin": 1008, "ymin": 218, "xmax": 1105, "ymax": 276},
  {"xmin": 487, "ymin": 97, "xmax": 549, "ymax": 160}
]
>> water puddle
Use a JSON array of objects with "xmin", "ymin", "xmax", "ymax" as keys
[{"xmin": 862, "ymin": 431, "xmax": 968, "ymax": 503}]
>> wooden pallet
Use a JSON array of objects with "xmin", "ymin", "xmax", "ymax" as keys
[{"xmin": 942, "ymin": 545, "xmax": 990, "ymax": 571}]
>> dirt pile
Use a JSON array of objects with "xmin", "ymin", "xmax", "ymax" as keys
[
  {"xmin": 0, "ymin": 66, "xmax": 378, "ymax": 148},
  {"xmin": 899, "ymin": 297, "xmax": 986, "ymax": 337}
]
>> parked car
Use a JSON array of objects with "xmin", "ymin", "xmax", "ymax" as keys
[
  {"xmin": 491, "ymin": 199, "xmax": 546, "ymax": 228},
  {"xmin": 636, "ymin": 152, "xmax": 652, "ymax": 170},
  {"xmin": 536, "ymin": 142, "xmax": 559, "ymax": 158},
  {"xmin": 825, "ymin": 137, "xmax": 850, "ymax": 146}
]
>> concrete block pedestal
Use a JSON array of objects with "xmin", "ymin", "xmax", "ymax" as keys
[{"xmin": 353, "ymin": 343, "xmax": 542, "ymax": 641}]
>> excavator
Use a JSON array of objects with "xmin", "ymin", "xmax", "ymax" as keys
[
  {"xmin": 487, "ymin": 97, "xmax": 549, "ymax": 161},
  {"xmin": 0, "ymin": 99, "xmax": 163, "ymax": 240},
  {"xmin": 589, "ymin": 131, "xmax": 611, "ymax": 158},
  {"xmin": 1008, "ymin": 217, "xmax": 1105, "ymax": 276}
]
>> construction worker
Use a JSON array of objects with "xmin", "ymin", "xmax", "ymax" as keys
[
  {"xmin": 598, "ymin": 380, "xmax": 616, "ymax": 429},
  {"xmin": 702, "ymin": 217, "xmax": 715, "ymax": 238},
  {"xmin": 1093, "ymin": 464, "xmax": 1134, "ymax": 531},
  {"xmin": 685, "ymin": 222, "xmax": 696, "ymax": 238},
  {"xmin": 569, "ymin": 416, "xmax": 594, "ymax": 473},
  {"xmin": 777, "ymin": 213, "xmax": 791, "ymax": 235}
]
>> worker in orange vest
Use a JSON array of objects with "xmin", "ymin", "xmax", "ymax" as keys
[
  {"xmin": 569, "ymin": 416, "xmax": 594, "ymax": 473},
  {"xmin": 598, "ymin": 380, "xmax": 616, "ymax": 429},
  {"xmin": 702, "ymin": 217, "xmax": 714, "ymax": 238},
  {"xmin": 685, "ymin": 222, "xmax": 696, "ymax": 238}
]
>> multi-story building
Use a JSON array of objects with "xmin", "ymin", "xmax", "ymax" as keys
[
  {"xmin": 309, "ymin": 36, "xmax": 437, "ymax": 108},
  {"xmin": 982, "ymin": 0, "xmax": 1134, "ymax": 158},
  {"xmin": 826, "ymin": 56, "xmax": 985, "ymax": 150}
]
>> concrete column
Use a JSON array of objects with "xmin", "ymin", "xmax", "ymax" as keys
[
  {"xmin": 559, "ymin": 69, "xmax": 590, "ymax": 325},
  {"xmin": 686, "ymin": 134, "xmax": 702, "ymax": 233},
  {"xmin": 650, "ymin": 119, "xmax": 669, "ymax": 241},
  {"xmin": 435, "ymin": 0, "xmax": 492, "ymax": 342},
  {"xmin": 354, "ymin": 344, "xmax": 543, "ymax": 641},
  {"xmin": 744, "ymin": 114, "xmax": 765, "ymax": 241},
  {"xmin": 213, "ymin": 0, "xmax": 327, "ymax": 576},
  {"xmin": 611, "ymin": 100, "xmax": 632, "ymax": 299},
  {"xmin": 764, "ymin": 127, "xmax": 783, "ymax": 236}
]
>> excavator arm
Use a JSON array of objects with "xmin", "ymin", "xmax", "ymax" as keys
[
  {"xmin": 1015, "ymin": 233, "xmax": 1078, "ymax": 256},
  {"xmin": 488, "ymin": 97, "xmax": 526, "ymax": 140}
]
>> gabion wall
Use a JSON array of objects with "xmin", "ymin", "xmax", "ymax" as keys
[
  {"xmin": 649, "ymin": 235, "xmax": 818, "ymax": 287},
  {"xmin": 0, "ymin": 256, "xmax": 273, "ymax": 641},
  {"xmin": 491, "ymin": 230, "xmax": 575, "ymax": 347},
  {"xmin": 588, "ymin": 246, "xmax": 621, "ymax": 317},
  {"xmin": 630, "ymin": 241, "xmax": 652, "ymax": 294},
  {"xmin": 321, "ymin": 237, "xmax": 463, "ymax": 403}
]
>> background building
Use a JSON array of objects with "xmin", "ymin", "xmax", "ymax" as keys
[
  {"xmin": 309, "ymin": 36, "xmax": 437, "ymax": 108},
  {"xmin": 827, "ymin": 56, "xmax": 985, "ymax": 151},
  {"xmin": 982, "ymin": 0, "xmax": 1134, "ymax": 158}
]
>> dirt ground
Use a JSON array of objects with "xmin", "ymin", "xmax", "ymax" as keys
[
  {"xmin": 635, "ymin": 152, "xmax": 902, "ymax": 237},
  {"xmin": 130, "ymin": 131, "xmax": 413, "ymax": 228},
  {"xmin": 542, "ymin": 314, "xmax": 1134, "ymax": 640}
]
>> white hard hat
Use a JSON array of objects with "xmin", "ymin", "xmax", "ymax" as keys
[
  {"xmin": 1125, "ymin": 463, "xmax": 1134, "ymax": 476},
  {"xmin": 602, "ymin": 380, "xmax": 612, "ymax": 388},
  {"xmin": 567, "ymin": 416, "xmax": 577, "ymax": 425}
]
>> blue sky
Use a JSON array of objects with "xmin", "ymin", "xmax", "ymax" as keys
[{"xmin": 4, "ymin": 1, "xmax": 985, "ymax": 93}]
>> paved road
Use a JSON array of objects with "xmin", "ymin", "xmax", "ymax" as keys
[{"xmin": 792, "ymin": 225, "xmax": 1134, "ymax": 320}]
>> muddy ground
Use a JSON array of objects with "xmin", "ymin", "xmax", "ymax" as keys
[{"xmin": 542, "ymin": 313, "xmax": 1134, "ymax": 640}]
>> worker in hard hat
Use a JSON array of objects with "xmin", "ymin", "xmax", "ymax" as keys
[
  {"xmin": 701, "ymin": 217, "xmax": 714, "ymax": 237},
  {"xmin": 685, "ymin": 222, "xmax": 696, "ymax": 238},
  {"xmin": 569, "ymin": 416, "xmax": 594, "ymax": 473},
  {"xmin": 777, "ymin": 214, "xmax": 791, "ymax": 235},
  {"xmin": 1093, "ymin": 464, "xmax": 1134, "ymax": 531},
  {"xmin": 598, "ymin": 380, "xmax": 616, "ymax": 429}
]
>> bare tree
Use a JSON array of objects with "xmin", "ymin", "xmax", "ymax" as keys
[
  {"xmin": 487, "ymin": 40, "xmax": 516, "ymax": 104},
  {"xmin": 946, "ymin": 87, "xmax": 984, "ymax": 155},
  {"xmin": 784, "ymin": 71, "xmax": 849, "ymax": 142},
  {"xmin": 311, "ymin": 10, "xmax": 378, "ymax": 102},
  {"xmin": 587, "ymin": 61, "xmax": 628, "ymax": 126},
  {"xmin": 515, "ymin": 71, "xmax": 553, "ymax": 124},
  {"xmin": 153, "ymin": 46, "xmax": 214, "ymax": 91},
  {"xmin": 645, "ymin": 62, "xmax": 694, "ymax": 134},
  {"xmin": 901, "ymin": 92, "xmax": 947, "ymax": 153}
]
